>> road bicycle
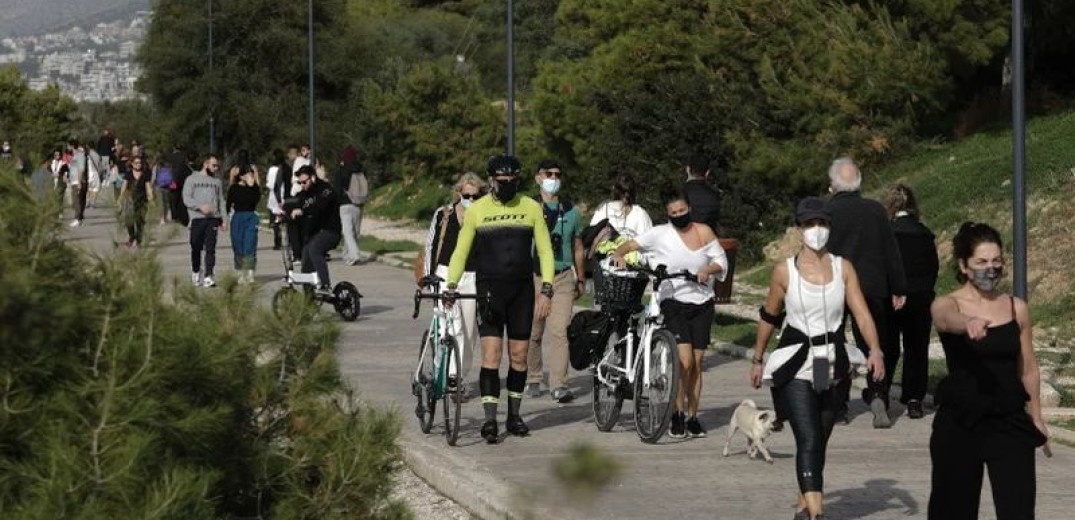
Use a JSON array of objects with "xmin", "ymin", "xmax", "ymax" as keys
[
  {"xmin": 592, "ymin": 261, "xmax": 698, "ymax": 443},
  {"xmin": 270, "ymin": 219, "xmax": 361, "ymax": 321},
  {"xmin": 411, "ymin": 275, "xmax": 483, "ymax": 446}
]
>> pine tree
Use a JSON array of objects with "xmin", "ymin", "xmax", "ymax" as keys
[{"xmin": 0, "ymin": 168, "xmax": 410, "ymax": 519}]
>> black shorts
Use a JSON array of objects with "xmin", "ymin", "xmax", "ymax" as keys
[
  {"xmin": 476, "ymin": 276, "xmax": 535, "ymax": 341},
  {"xmin": 660, "ymin": 299, "xmax": 715, "ymax": 350}
]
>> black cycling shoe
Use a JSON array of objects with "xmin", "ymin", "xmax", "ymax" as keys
[
  {"xmin": 481, "ymin": 420, "xmax": 499, "ymax": 444},
  {"xmin": 505, "ymin": 415, "xmax": 530, "ymax": 437}
]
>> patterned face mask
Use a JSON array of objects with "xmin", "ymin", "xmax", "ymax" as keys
[{"xmin": 969, "ymin": 266, "xmax": 1002, "ymax": 292}]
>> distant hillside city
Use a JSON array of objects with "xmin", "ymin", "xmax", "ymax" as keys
[{"xmin": 0, "ymin": 10, "xmax": 151, "ymax": 102}]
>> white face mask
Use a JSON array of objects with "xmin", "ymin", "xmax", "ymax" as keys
[
  {"xmin": 460, "ymin": 198, "xmax": 473, "ymax": 209},
  {"xmin": 802, "ymin": 225, "xmax": 830, "ymax": 251},
  {"xmin": 540, "ymin": 178, "xmax": 561, "ymax": 195}
]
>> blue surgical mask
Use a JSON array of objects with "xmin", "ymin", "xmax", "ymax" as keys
[{"xmin": 541, "ymin": 178, "xmax": 561, "ymax": 195}]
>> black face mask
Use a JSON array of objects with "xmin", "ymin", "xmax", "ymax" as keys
[
  {"xmin": 494, "ymin": 178, "xmax": 520, "ymax": 202},
  {"xmin": 669, "ymin": 212, "xmax": 692, "ymax": 229}
]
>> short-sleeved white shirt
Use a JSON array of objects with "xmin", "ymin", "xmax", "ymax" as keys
[{"xmin": 590, "ymin": 201, "xmax": 653, "ymax": 238}]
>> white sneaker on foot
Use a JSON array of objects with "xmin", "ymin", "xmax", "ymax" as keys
[
  {"xmin": 202, "ymin": 276, "xmax": 216, "ymax": 288},
  {"xmin": 68, "ymin": 219, "xmax": 82, "ymax": 227},
  {"xmin": 191, "ymin": 272, "xmax": 202, "ymax": 286}
]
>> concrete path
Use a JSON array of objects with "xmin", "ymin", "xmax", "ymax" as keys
[{"xmin": 69, "ymin": 206, "xmax": 1075, "ymax": 520}]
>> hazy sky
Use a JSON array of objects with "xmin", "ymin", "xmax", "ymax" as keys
[{"xmin": 1, "ymin": 0, "xmax": 151, "ymax": 38}]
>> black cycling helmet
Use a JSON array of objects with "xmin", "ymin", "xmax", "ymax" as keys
[{"xmin": 486, "ymin": 154, "xmax": 522, "ymax": 177}]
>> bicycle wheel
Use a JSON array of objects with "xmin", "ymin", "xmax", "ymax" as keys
[
  {"xmin": 593, "ymin": 330, "xmax": 625, "ymax": 432},
  {"xmin": 633, "ymin": 329, "xmax": 680, "ymax": 444},
  {"xmin": 271, "ymin": 286, "xmax": 298, "ymax": 318},
  {"xmin": 332, "ymin": 281, "xmax": 362, "ymax": 321},
  {"xmin": 414, "ymin": 329, "xmax": 436, "ymax": 434},
  {"xmin": 441, "ymin": 337, "xmax": 463, "ymax": 446}
]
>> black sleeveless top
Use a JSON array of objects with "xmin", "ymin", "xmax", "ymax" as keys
[{"xmin": 934, "ymin": 297, "xmax": 1039, "ymax": 444}]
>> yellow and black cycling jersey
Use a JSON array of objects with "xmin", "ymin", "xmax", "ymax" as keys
[{"xmin": 448, "ymin": 194, "xmax": 555, "ymax": 284}]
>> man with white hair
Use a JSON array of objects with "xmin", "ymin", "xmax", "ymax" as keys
[{"xmin": 826, "ymin": 157, "xmax": 907, "ymax": 429}]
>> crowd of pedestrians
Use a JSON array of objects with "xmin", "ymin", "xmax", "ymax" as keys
[
  {"xmin": 416, "ymin": 154, "xmax": 1049, "ymax": 520},
  {"xmin": 9, "ymin": 132, "xmax": 1050, "ymax": 519},
  {"xmin": 8, "ymin": 133, "xmax": 371, "ymax": 292}
]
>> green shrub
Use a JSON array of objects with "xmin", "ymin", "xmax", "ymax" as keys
[{"xmin": 0, "ymin": 170, "xmax": 410, "ymax": 519}]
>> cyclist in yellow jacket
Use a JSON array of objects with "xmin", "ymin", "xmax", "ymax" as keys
[{"xmin": 447, "ymin": 155, "xmax": 555, "ymax": 443}]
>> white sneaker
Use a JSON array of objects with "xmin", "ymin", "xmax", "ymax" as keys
[
  {"xmin": 68, "ymin": 219, "xmax": 82, "ymax": 227},
  {"xmin": 191, "ymin": 272, "xmax": 202, "ymax": 287},
  {"xmin": 202, "ymin": 276, "xmax": 216, "ymax": 288}
]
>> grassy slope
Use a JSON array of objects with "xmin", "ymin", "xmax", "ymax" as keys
[
  {"xmin": 738, "ymin": 110, "xmax": 1075, "ymax": 332},
  {"xmin": 870, "ymin": 109, "xmax": 1075, "ymax": 331}
]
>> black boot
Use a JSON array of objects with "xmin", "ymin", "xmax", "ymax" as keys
[
  {"xmin": 505, "ymin": 415, "xmax": 530, "ymax": 436},
  {"xmin": 481, "ymin": 420, "xmax": 499, "ymax": 444}
]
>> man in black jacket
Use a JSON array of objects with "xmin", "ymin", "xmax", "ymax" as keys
[
  {"xmin": 682, "ymin": 154, "xmax": 721, "ymax": 234},
  {"xmin": 826, "ymin": 157, "xmax": 907, "ymax": 429},
  {"xmin": 289, "ymin": 165, "xmax": 342, "ymax": 293}
]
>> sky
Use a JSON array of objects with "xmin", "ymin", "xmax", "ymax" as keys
[{"xmin": 1, "ymin": 0, "xmax": 151, "ymax": 38}]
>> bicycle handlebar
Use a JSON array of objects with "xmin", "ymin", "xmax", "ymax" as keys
[
  {"xmin": 412, "ymin": 290, "xmax": 485, "ymax": 319},
  {"xmin": 619, "ymin": 263, "xmax": 697, "ymax": 285}
]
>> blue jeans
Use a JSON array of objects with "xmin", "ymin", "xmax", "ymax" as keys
[{"xmin": 230, "ymin": 211, "xmax": 259, "ymax": 270}]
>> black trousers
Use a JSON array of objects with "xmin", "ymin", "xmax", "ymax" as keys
[
  {"xmin": 928, "ymin": 409, "xmax": 1036, "ymax": 520},
  {"xmin": 301, "ymin": 230, "xmax": 340, "ymax": 287},
  {"xmin": 838, "ymin": 295, "xmax": 897, "ymax": 407},
  {"xmin": 892, "ymin": 291, "xmax": 934, "ymax": 402},
  {"xmin": 271, "ymin": 218, "xmax": 283, "ymax": 249},
  {"xmin": 777, "ymin": 379, "xmax": 838, "ymax": 493},
  {"xmin": 189, "ymin": 218, "xmax": 221, "ymax": 275},
  {"xmin": 126, "ymin": 201, "xmax": 147, "ymax": 244},
  {"xmin": 76, "ymin": 182, "xmax": 88, "ymax": 220},
  {"xmin": 287, "ymin": 220, "xmax": 305, "ymax": 262}
]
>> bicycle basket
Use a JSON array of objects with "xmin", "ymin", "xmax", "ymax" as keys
[{"xmin": 596, "ymin": 265, "xmax": 647, "ymax": 309}]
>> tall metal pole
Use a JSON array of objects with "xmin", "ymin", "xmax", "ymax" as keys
[
  {"xmin": 506, "ymin": 0, "xmax": 515, "ymax": 156},
  {"xmin": 308, "ymin": 0, "xmax": 316, "ymax": 164},
  {"xmin": 207, "ymin": 0, "xmax": 215, "ymax": 154},
  {"xmin": 1012, "ymin": 0, "xmax": 1027, "ymax": 300}
]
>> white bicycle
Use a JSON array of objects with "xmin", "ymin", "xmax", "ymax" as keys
[{"xmin": 592, "ymin": 261, "xmax": 697, "ymax": 443}]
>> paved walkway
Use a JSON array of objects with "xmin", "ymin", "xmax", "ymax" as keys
[{"xmin": 70, "ymin": 207, "xmax": 1075, "ymax": 520}]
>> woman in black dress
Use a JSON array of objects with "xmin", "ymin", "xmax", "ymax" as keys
[{"xmin": 928, "ymin": 222, "xmax": 1049, "ymax": 519}]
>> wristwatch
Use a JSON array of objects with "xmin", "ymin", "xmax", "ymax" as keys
[{"xmin": 540, "ymin": 282, "xmax": 554, "ymax": 298}]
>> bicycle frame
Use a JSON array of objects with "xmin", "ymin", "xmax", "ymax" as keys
[
  {"xmin": 412, "ymin": 277, "xmax": 483, "ymax": 398},
  {"xmin": 596, "ymin": 264, "xmax": 693, "ymax": 392}
]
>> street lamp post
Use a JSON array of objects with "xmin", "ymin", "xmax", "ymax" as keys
[
  {"xmin": 1012, "ymin": 0, "xmax": 1027, "ymax": 300},
  {"xmin": 506, "ymin": 0, "xmax": 515, "ymax": 156},
  {"xmin": 207, "ymin": 0, "xmax": 215, "ymax": 154},
  {"xmin": 308, "ymin": 0, "xmax": 316, "ymax": 163}
]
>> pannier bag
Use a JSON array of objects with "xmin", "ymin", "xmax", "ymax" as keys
[{"xmin": 567, "ymin": 310, "xmax": 613, "ymax": 370}]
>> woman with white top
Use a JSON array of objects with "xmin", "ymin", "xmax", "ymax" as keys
[
  {"xmin": 415, "ymin": 173, "xmax": 488, "ymax": 395},
  {"xmin": 749, "ymin": 197, "xmax": 885, "ymax": 520},
  {"xmin": 590, "ymin": 174, "xmax": 653, "ymax": 238},
  {"xmin": 610, "ymin": 188, "xmax": 727, "ymax": 439}
]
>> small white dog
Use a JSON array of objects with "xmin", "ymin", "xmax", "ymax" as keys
[{"xmin": 721, "ymin": 399, "xmax": 777, "ymax": 463}]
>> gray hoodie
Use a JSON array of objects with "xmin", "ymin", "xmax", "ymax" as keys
[{"xmin": 182, "ymin": 170, "xmax": 227, "ymax": 220}]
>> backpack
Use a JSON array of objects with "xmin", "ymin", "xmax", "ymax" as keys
[
  {"xmin": 567, "ymin": 310, "xmax": 613, "ymax": 370},
  {"xmin": 156, "ymin": 165, "xmax": 173, "ymax": 188}
]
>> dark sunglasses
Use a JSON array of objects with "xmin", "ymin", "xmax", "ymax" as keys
[{"xmin": 460, "ymin": 193, "xmax": 480, "ymax": 200}]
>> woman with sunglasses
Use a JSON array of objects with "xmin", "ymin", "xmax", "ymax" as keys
[{"xmin": 415, "ymin": 172, "xmax": 488, "ymax": 396}]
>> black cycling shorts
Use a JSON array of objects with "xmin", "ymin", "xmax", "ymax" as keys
[
  {"xmin": 660, "ymin": 299, "xmax": 715, "ymax": 350},
  {"xmin": 476, "ymin": 276, "xmax": 535, "ymax": 341}
]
